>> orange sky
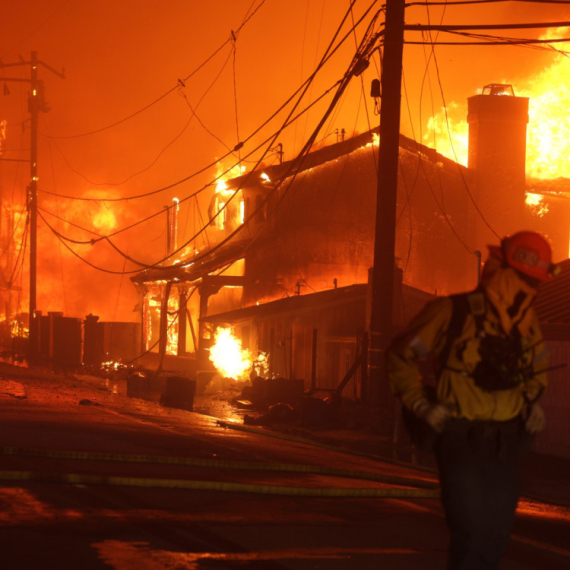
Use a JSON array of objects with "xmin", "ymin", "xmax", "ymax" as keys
[{"xmin": 0, "ymin": 0, "xmax": 569, "ymax": 321}]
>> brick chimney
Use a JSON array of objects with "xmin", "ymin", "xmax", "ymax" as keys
[{"xmin": 467, "ymin": 84, "xmax": 529, "ymax": 243}]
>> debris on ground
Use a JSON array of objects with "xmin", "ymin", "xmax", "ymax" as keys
[
  {"xmin": 79, "ymin": 399, "xmax": 101, "ymax": 406},
  {"xmin": 244, "ymin": 402, "xmax": 299, "ymax": 426}
]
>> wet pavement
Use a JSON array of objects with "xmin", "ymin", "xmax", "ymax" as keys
[
  {"xmin": 2, "ymin": 360, "xmax": 570, "ymax": 507},
  {"xmin": 1, "ymin": 360, "xmax": 570, "ymax": 569}
]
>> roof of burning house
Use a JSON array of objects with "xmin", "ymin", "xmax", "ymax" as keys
[
  {"xmin": 201, "ymin": 284, "xmax": 369, "ymax": 325},
  {"xmin": 130, "ymin": 238, "xmax": 251, "ymax": 285},
  {"xmin": 200, "ymin": 282, "xmax": 434, "ymax": 329},
  {"xmin": 132, "ymin": 127, "xmax": 467, "ymax": 286},
  {"xmin": 224, "ymin": 127, "xmax": 467, "ymax": 191}
]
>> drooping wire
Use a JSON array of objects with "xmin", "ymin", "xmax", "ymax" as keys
[
  {"xmin": 47, "ymin": 138, "xmax": 69, "ymax": 314},
  {"xmin": 407, "ymin": 0, "xmax": 570, "ymax": 5},
  {"xmin": 38, "ymin": 2, "xmax": 383, "ymax": 276},
  {"xmin": 38, "ymin": 2, "xmax": 379, "ymax": 248},
  {"xmin": 38, "ymin": 0, "xmax": 375, "ymax": 205},
  {"xmin": 42, "ymin": 44, "xmax": 238, "ymax": 187},
  {"xmin": 94, "ymin": 0, "xmax": 383, "ymax": 272},
  {"xmin": 231, "ymin": 30, "xmax": 241, "ymax": 161},
  {"xmin": 429, "ymin": 40, "xmax": 501, "ymax": 239},
  {"xmin": 42, "ymin": 0, "xmax": 268, "ymax": 141},
  {"xmin": 0, "ymin": 0, "xmax": 71, "ymax": 59},
  {"xmin": 39, "ymin": 78, "xmax": 344, "ymax": 252},
  {"xmin": 43, "ymin": 113, "xmax": 195, "ymax": 187}
]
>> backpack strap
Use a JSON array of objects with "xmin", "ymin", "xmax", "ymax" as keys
[{"xmin": 438, "ymin": 291, "xmax": 486, "ymax": 375}]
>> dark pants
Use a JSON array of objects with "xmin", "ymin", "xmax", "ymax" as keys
[{"xmin": 435, "ymin": 418, "xmax": 524, "ymax": 570}]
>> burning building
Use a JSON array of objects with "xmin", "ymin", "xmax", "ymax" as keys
[{"xmin": 131, "ymin": 85, "xmax": 569, "ymax": 405}]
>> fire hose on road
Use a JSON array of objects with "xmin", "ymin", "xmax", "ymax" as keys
[{"xmin": 0, "ymin": 445, "xmax": 440, "ymax": 498}]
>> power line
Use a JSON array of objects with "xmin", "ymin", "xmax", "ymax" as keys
[
  {"xmin": 43, "ymin": 49, "xmax": 236, "ymax": 187},
  {"xmin": 0, "ymin": 0, "xmax": 71, "ymax": 59},
  {"xmin": 42, "ymin": 0, "xmax": 268, "ymax": 140},
  {"xmin": 43, "ymin": 114, "xmax": 196, "ymax": 186},
  {"xmin": 37, "ymin": 63, "xmax": 339, "ymax": 203},
  {"xmin": 39, "ymin": 78, "xmax": 344, "ymax": 251},
  {"xmin": 428, "ymin": 32, "xmax": 501, "ymax": 240},
  {"xmin": 100, "ymin": 0, "xmax": 383, "ymax": 267},
  {"xmin": 37, "ymin": 210, "xmax": 140, "ymax": 275},
  {"xmin": 439, "ymin": 30, "xmax": 570, "ymax": 54},
  {"xmin": 38, "ymin": 0, "xmax": 378, "ymax": 205},
  {"xmin": 405, "ymin": 21, "xmax": 570, "ymax": 31},
  {"xmin": 405, "ymin": 37, "xmax": 570, "ymax": 47},
  {"xmin": 39, "ymin": 75, "xmax": 319, "ymax": 273},
  {"xmin": 40, "ymin": 2, "xmax": 384, "ymax": 276},
  {"xmin": 35, "ymin": 2, "xmax": 380, "ymax": 254},
  {"xmin": 38, "ymin": 206, "xmax": 101, "ymax": 237},
  {"xmin": 235, "ymin": 7, "xmax": 385, "ymax": 257},
  {"xmin": 407, "ymin": 0, "xmax": 570, "ymax": 4}
]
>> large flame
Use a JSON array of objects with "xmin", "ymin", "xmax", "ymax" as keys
[
  {"xmin": 215, "ymin": 160, "xmax": 246, "ymax": 193},
  {"xmin": 424, "ymin": 28, "xmax": 570, "ymax": 179},
  {"xmin": 211, "ymin": 159, "xmax": 247, "ymax": 231},
  {"xmin": 521, "ymin": 29, "xmax": 570, "ymax": 179},
  {"xmin": 209, "ymin": 326, "xmax": 252, "ymax": 380}
]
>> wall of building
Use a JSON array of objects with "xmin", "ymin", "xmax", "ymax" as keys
[
  {"xmin": 532, "ymin": 339, "xmax": 570, "ymax": 460},
  {"xmin": 243, "ymin": 142, "xmax": 480, "ymax": 309}
]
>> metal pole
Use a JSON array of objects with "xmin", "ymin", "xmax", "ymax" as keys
[
  {"xmin": 368, "ymin": 1, "xmax": 405, "ymax": 406},
  {"xmin": 28, "ymin": 51, "xmax": 39, "ymax": 362}
]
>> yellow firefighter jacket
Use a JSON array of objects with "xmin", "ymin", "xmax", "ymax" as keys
[{"xmin": 387, "ymin": 260, "xmax": 548, "ymax": 422}]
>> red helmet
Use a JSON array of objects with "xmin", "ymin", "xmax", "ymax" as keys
[{"xmin": 488, "ymin": 231, "xmax": 558, "ymax": 282}]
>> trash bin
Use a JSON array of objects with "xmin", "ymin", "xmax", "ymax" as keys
[{"xmin": 161, "ymin": 376, "xmax": 196, "ymax": 412}]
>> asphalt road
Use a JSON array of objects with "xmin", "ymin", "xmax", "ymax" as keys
[{"xmin": 0, "ymin": 367, "xmax": 569, "ymax": 570}]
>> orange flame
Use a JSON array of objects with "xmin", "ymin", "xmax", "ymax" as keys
[
  {"xmin": 209, "ymin": 326, "xmax": 252, "ymax": 380},
  {"xmin": 424, "ymin": 28, "xmax": 570, "ymax": 179},
  {"xmin": 520, "ymin": 29, "xmax": 570, "ymax": 178},
  {"xmin": 525, "ymin": 191, "xmax": 549, "ymax": 216},
  {"xmin": 215, "ymin": 160, "xmax": 245, "ymax": 193}
]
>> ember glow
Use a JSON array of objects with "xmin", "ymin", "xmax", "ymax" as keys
[{"xmin": 208, "ymin": 326, "xmax": 252, "ymax": 380}]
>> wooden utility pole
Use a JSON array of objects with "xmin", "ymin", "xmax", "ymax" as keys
[
  {"xmin": 368, "ymin": 0, "xmax": 405, "ymax": 406},
  {"xmin": 0, "ymin": 52, "xmax": 64, "ymax": 362}
]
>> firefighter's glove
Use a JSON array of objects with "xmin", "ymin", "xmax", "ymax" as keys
[
  {"xmin": 524, "ymin": 402, "xmax": 546, "ymax": 435},
  {"xmin": 412, "ymin": 398, "xmax": 452, "ymax": 433}
]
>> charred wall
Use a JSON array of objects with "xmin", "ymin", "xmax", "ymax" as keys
[{"xmin": 243, "ymin": 141, "xmax": 479, "ymax": 306}]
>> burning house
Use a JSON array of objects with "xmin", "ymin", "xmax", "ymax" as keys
[{"xmin": 131, "ymin": 85, "xmax": 569, "ymax": 413}]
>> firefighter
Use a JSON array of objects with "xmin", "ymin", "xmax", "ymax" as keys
[{"xmin": 386, "ymin": 231, "xmax": 557, "ymax": 570}]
